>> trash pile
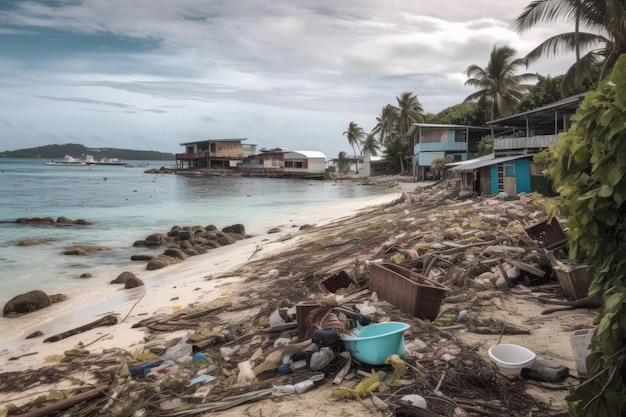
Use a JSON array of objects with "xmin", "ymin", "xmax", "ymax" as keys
[{"xmin": 0, "ymin": 185, "xmax": 595, "ymax": 417}]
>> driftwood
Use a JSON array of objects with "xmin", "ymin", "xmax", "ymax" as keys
[
  {"xmin": 14, "ymin": 387, "xmax": 105, "ymax": 417},
  {"xmin": 43, "ymin": 314, "xmax": 118, "ymax": 343},
  {"xmin": 541, "ymin": 296, "xmax": 602, "ymax": 315}
]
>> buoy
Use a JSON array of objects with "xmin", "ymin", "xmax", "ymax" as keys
[
  {"xmin": 56, "ymin": 202, "xmax": 61, "ymax": 206},
  {"xmin": 19, "ymin": 179, "xmax": 23, "ymax": 183},
  {"xmin": 82, "ymin": 200, "xmax": 86, "ymax": 204},
  {"xmin": 25, "ymin": 207, "xmax": 30, "ymax": 211}
]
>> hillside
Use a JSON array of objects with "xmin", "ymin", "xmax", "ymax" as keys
[{"xmin": 0, "ymin": 143, "xmax": 175, "ymax": 161}]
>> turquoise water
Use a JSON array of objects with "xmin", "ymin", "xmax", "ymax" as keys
[{"xmin": 0, "ymin": 158, "xmax": 390, "ymax": 309}]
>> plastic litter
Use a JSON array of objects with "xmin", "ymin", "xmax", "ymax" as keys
[
  {"xmin": 162, "ymin": 337, "xmax": 192, "ymax": 362},
  {"xmin": 401, "ymin": 394, "xmax": 427, "ymax": 409},
  {"xmin": 186, "ymin": 374, "xmax": 216, "ymax": 387}
]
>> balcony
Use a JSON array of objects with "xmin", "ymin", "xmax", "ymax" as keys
[
  {"xmin": 493, "ymin": 134, "xmax": 559, "ymax": 152},
  {"xmin": 414, "ymin": 141, "xmax": 468, "ymax": 153}
]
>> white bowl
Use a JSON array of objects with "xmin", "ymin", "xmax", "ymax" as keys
[{"xmin": 488, "ymin": 344, "xmax": 536, "ymax": 375}]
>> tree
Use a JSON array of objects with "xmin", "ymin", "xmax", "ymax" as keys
[
  {"xmin": 361, "ymin": 133, "xmax": 381, "ymax": 157},
  {"xmin": 335, "ymin": 151, "xmax": 351, "ymax": 174},
  {"xmin": 430, "ymin": 101, "xmax": 489, "ymax": 126},
  {"xmin": 536, "ymin": 54, "xmax": 626, "ymax": 417},
  {"xmin": 394, "ymin": 91, "xmax": 424, "ymax": 137},
  {"xmin": 342, "ymin": 121, "xmax": 365, "ymax": 173},
  {"xmin": 431, "ymin": 157, "xmax": 451, "ymax": 180},
  {"xmin": 371, "ymin": 104, "xmax": 397, "ymax": 147},
  {"xmin": 475, "ymin": 135, "xmax": 493, "ymax": 157},
  {"xmin": 464, "ymin": 44, "xmax": 536, "ymax": 119},
  {"xmin": 382, "ymin": 132, "xmax": 411, "ymax": 174},
  {"xmin": 516, "ymin": 0, "xmax": 626, "ymax": 95}
]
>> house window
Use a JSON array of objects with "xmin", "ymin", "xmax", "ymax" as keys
[
  {"xmin": 504, "ymin": 163, "xmax": 515, "ymax": 177},
  {"xmin": 452, "ymin": 154, "xmax": 463, "ymax": 162},
  {"xmin": 285, "ymin": 161, "xmax": 304, "ymax": 168},
  {"xmin": 454, "ymin": 130, "xmax": 467, "ymax": 142}
]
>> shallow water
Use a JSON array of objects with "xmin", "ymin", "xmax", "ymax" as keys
[{"xmin": 0, "ymin": 158, "xmax": 391, "ymax": 321}]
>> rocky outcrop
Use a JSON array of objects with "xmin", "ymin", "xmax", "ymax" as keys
[
  {"xmin": 134, "ymin": 224, "xmax": 250, "ymax": 270},
  {"xmin": 111, "ymin": 271, "xmax": 138, "ymax": 284},
  {"xmin": 124, "ymin": 276, "xmax": 144, "ymax": 289},
  {"xmin": 3, "ymin": 290, "xmax": 67, "ymax": 317},
  {"xmin": 15, "ymin": 238, "xmax": 58, "ymax": 246},
  {"xmin": 63, "ymin": 245, "xmax": 107, "ymax": 255},
  {"xmin": 15, "ymin": 217, "xmax": 92, "ymax": 226}
]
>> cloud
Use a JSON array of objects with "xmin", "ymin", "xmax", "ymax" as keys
[{"xmin": 0, "ymin": 0, "xmax": 578, "ymax": 158}]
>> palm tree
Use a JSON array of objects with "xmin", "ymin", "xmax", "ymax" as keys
[
  {"xmin": 335, "ymin": 151, "xmax": 351, "ymax": 174},
  {"xmin": 464, "ymin": 44, "xmax": 536, "ymax": 120},
  {"xmin": 394, "ymin": 92, "xmax": 424, "ymax": 138},
  {"xmin": 371, "ymin": 104, "xmax": 397, "ymax": 146},
  {"xmin": 361, "ymin": 133, "xmax": 381, "ymax": 157},
  {"xmin": 516, "ymin": 0, "xmax": 626, "ymax": 94},
  {"xmin": 383, "ymin": 131, "xmax": 411, "ymax": 174},
  {"xmin": 342, "ymin": 121, "xmax": 365, "ymax": 173}
]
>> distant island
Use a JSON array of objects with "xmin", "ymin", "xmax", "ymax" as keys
[{"xmin": 0, "ymin": 143, "xmax": 175, "ymax": 161}]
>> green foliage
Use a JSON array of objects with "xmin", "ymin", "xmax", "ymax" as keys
[
  {"xmin": 543, "ymin": 54, "xmax": 626, "ymax": 417},
  {"xmin": 1, "ymin": 143, "xmax": 175, "ymax": 160},
  {"xmin": 475, "ymin": 135, "xmax": 493, "ymax": 156},
  {"xmin": 429, "ymin": 102, "xmax": 488, "ymax": 126}
]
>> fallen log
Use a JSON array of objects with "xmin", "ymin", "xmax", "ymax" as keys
[
  {"xmin": 43, "ymin": 314, "xmax": 118, "ymax": 343},
  {"xmin": 541, "ymin": 296, "xmax": 602, "ymax": 315},
  {"xmin": 14, "ymin": 387, "xmax": 105, "ymax": 417}
]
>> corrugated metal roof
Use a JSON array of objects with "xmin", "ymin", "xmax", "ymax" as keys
[
  {"xmin": 451, "ymin": 154, "xmax": 529, "ymax": 172},
  {"xmin": 407, "ymin": 123, "xmax": 490, "ymax": 136},
  {"xmin": 284, "ymin": 151, "xmax": 327, "ymax": 159},
  {"xmin": 179, "ymin": 138, "xmax": 248, "ymax": 146}
]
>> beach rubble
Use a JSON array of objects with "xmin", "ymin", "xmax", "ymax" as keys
[{"xmin": 0, "ymin": 181, "xmax": 599, "ymax": 416}]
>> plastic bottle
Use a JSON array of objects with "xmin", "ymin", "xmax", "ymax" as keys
[{"xmin": 294, "ymin": 379, "xmax": 314, "ymax": 393}]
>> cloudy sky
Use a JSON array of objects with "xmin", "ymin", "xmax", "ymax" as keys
[{"xmin": 0, "ymin": 0, "xmax": 575, "ymax": 158}]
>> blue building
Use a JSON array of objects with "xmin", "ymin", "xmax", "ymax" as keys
[{"xmin": 450, "ymin": 94, "xmax": 585, "ymax": 196}]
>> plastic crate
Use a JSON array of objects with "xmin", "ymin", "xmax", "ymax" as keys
[
  {"xmin": 368, "ymin": 262, "xmax": 446, "ymax": 320},
  {"xmin": 553, "ymin": 263, "xmax": 592, "ymax": 300},
  {"xmin": 525, "ymin": 218, "xmax": 568, "ymax": 249}
]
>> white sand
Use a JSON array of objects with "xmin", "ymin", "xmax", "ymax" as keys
[{"xmin": 0, "ymin": 190, "xmax": 406, "ymax": 372}]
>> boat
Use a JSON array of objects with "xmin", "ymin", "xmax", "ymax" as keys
[
  {"xmin": 85, "ymin": 155, "xmax": 127, "ymax": 166},
  {"xmin": 45, "ymin": 155, "xmax": 87, "ymax": 166}
]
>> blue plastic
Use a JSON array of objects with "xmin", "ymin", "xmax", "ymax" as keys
[{"xmin": 340, "ymin": 322, "xmax": 410, "ymax": 365}]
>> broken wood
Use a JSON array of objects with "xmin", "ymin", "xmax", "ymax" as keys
[
  {"xmin": 14, "ymin": 387, "xmax": 105, "ymax": 417},
  {"xmin": 43, "ymin": 314, "xmax": 118, "ymax": 343},
  {"xmin": 541, "ymin": 296, "xmax": 602, "ymax": 315}
]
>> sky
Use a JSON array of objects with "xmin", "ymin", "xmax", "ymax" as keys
[{"xmin": 0, "ymin": 0, "xmax": 576, "ymax": 158}]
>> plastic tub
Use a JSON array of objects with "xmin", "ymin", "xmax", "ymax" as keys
[
  {"xmin": 488, "ymin": 344, "xmax": 536, "ymax": 376},
  {"xmin": 571, "ymin": 328, "xmax": 595, "ymax": 376},
  {"xmin": 340, "ymin": 322, "xmax": 410, "ymax": 365}
]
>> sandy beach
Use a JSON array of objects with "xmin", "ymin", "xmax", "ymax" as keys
[
  {"xmin": 0, "ymin": 181, "xmax": 413, "ymax": 373},
  {"xmin": 0, "ymin": 180, "xmax": 598, "ymax": 417}
]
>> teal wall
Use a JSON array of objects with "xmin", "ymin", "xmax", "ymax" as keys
[
  {"xmin": 514, "ymin": 159, "xmax": 531, "ymax": 193},
  {"xmin": 489, "ymin": 158, "xmax": 531, "ymax": 196},
  {"xmin": 490, "ymin": 165, "xmax": 498, "ymax": 195}
]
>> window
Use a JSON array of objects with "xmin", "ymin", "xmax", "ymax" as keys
[
  {"xmin": 285, "ymin": 160, "xmax": 304, "ymax": 168},
  {"xmin": 454, "ymin": 130, "xmax": 467, "ymax": 142},
  {"xmin": 504, "ymin": 163, "xmax": 515, "ymax": 177}
]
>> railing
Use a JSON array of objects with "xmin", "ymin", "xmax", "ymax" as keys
[
  {"xmin": 414, "ymin": 142, "xmax": 468, "ymax": 153},
  {"xmin": 493, "ymin": 134, "xmax": 559, "ymax": 150}
]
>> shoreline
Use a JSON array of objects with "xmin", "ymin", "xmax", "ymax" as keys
[{"xmin": 0, "ymin": 184, "xmax": 413, "ymax": 372}]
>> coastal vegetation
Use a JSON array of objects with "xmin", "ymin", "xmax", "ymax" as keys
[
  {"xmin": 537, "ymin": 55, "xmax": 626, "ymax": 417},
  {"xmin": 0, "ymin": 143, "xmax": 175, "ymax": 161}
]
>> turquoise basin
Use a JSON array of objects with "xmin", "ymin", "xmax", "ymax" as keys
[{"xmin": 340, "ymin": 322, "xmax": 410, "ymax": 365}]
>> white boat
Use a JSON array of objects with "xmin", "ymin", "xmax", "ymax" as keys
[
  {"xmin": 85, "ymin": 155, "xmax": 127, "ymax": 166},
  {"xmin": 45, "ymin": 155, "xmax": 87, "ymax": 166}
]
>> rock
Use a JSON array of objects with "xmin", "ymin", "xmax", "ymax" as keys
[
  {"xmin": 63, "ymin": 245, "xmax": 106, "ymax": 255},
  {"xmin": 79, "ymin": 272, "xmax": 93, "ymax": 278},
  {"xmin": 48, "ymin": 293, "xmax": 67, "ymax": 303},
  {"xmin": 3, "ymin": 290, "xmax": 55, "ymax": 316},
  {"xmin": 299, "ymin": 224, "xmax": 314, "ymax": 230},
  {"xmin": 144, "ymin": 233, "xmax": 171, "ymax": 247},
  {"xmin": 267, "ymin": 227, "xmax": 281, "ymax": 234},
  {"xmin": 15, "ymin": 217, "xmax": 55, "ymax": 225},
  {"xmin": 131, "ymin": 254, "xmax": 153, "ymax": 261},
  {"xmin": 146, "ymin": 255, "xmax": 180, "ymax": 270},
  {"xmin": 205, "ymin": 224, "xmax": 218, "ymax": 231},
  {"xmin": 216, "ymin": 233, "xmax": 236, "ymax": 246},
  {"xmin": 112, "ymin": 271, "xmax": 139, "ymax": 284},
  {"xmin": 15, "ymin": 238, "xmax": 57, "ymax": 246},
  {"xmin": 222, "ymin": 223, "xmax": 246, "ymax": 235},
  {"xmin": 25, "ymin": 330, "xmax": 44, "ymax": 339},
  {"xmin": 163, "ymin": 248, "xmax": 188, "ymax": 260},
  {"xmin": 125, "ymin": 276, "xmax": 144, "ymax": 289}
]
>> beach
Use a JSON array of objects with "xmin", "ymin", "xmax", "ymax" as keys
[
  {"xmin": 0, "ymin": 180, "xmax": 597, "ymax": 417},
  {"xmin": 0, "ymin": 183, "xmax": 412, "ymax": 372}
]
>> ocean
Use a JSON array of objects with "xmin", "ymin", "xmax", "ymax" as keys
[{"xmin": 0, "ymin": 158, "xmax": 392, "ymax": 331}]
